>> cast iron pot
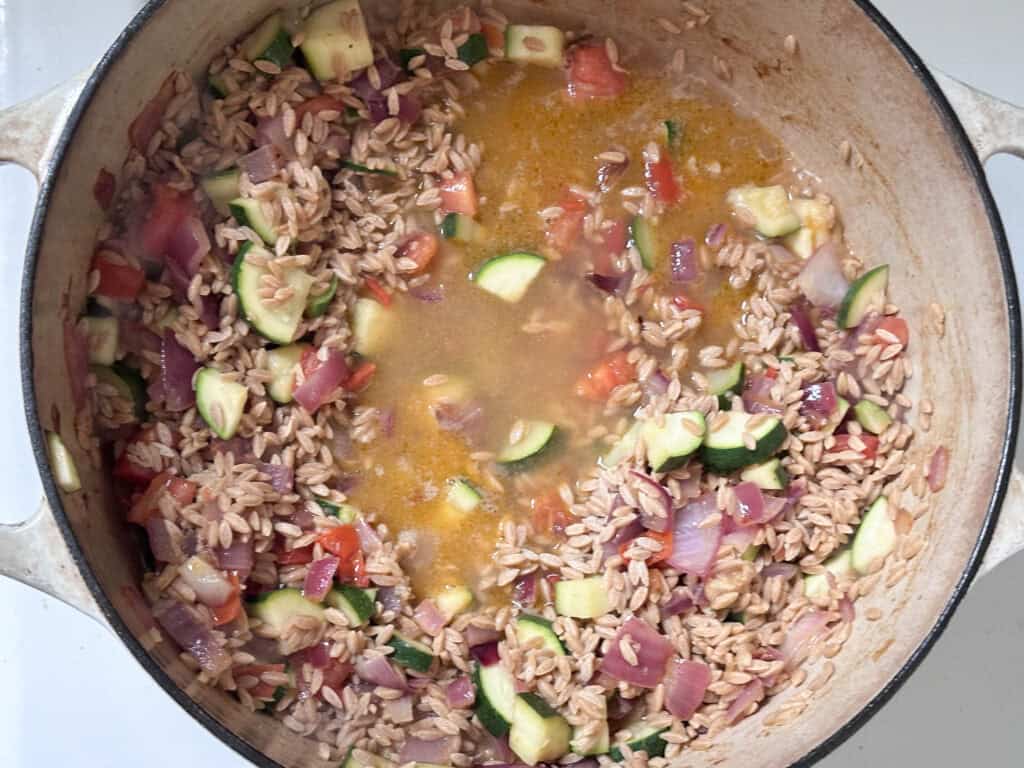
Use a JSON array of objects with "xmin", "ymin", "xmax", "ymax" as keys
[{"xmin": 2, "ymin": 1, "xmax": 1024, "ymax": 766}]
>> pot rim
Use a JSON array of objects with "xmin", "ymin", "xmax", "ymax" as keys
[{"xmin": 18, "ymin": 1, "xmax": 1022, "ymax": 766}]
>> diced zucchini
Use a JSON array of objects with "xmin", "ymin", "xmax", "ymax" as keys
[
  {"xmin": 306, "ymin": 275, "xmax": 338, "ymax": 318},
  {"xmin": 440, "ymin": 212, "xmax": 480, "ymax": 243},
  {"xmin": 341, "ymin": 160, "xmax": 399, "ymax": 177},
  {"xmin": 195, "ymin": 367, "xmax": 249, "ymax": 439},
  {"xmin": 851, "ymin": 496, "xmax": 895, "ymax": 575},
  {"xmin": 515, "ymin": 614, "xmax": 566, "ymax": 655},
  {"xmin": 435, "ymin": 585, "xmax": 474, "ymax": 620},
  {"xmin": 239, "ymin": 12, "xmax": 294, "ymax": 68},
  {"xmin": 340, "ymin": 747, "xmax": 394, "ymax": 768},
  {"xmin": 608, "ymin": 725, "xmax": 669, "ymax": 762},
  {"xmin": 509, "ymin": 693, "xmax": 571, "ymax": 765},
  {"xmin": 853, "ymin": 400, "xmax": 892, "ymax": 435},
  {"xmin": 326, "ymin": 584, "xmax": 376, "ymax": 626},
  {"xmin": 300, "ymin": 0, "xmax": 374, "ymax": 81},
  {"xmin": 208, "ymin": 71, "xmax": 231, "ymax": 98},
  {"xmin": 837, "ymin": 265, "xmax": 889, "ymax": 329},
  {"xmin": 741, "ymin": 544, "xmax": 761, "ymax": 562},
  {"xmin": 248, "ymin": 587, "xmax": 326, "ymax": 633},
  {"xmin": 727, "ymin": 184, "xmax": 801, "ymax": 238},
  {"xmin": 265, "ymin": 343, "xmax": 310, "ymax": 404},
  {"xmin": 505, "ymin": 25, "xmax": 565, "ymax": 68},
  {"xmin": 707, "ymin": 361, "xmax": 745, "ymax": 410},
  {"xmin": 783, "ymin": 198, "xmax": 833, "ymax": 259},
  {"xmin": 825, "ymin": 397, "xmax": 851, "ymax": 435},
  {"xmin": 662, "ymin": 119, "xmax": 683, "ymax": 151},
  {"xmin": 233, "ymin": 242, "xmax": 315, "ymax": 344},
  {"xmin": 740, "ymin": 458, "xmax": 788, "ymax": 491},
  {"xmin": 601, "ymin": 420, "xmax": 644, "ymax": 468},
  {"xmin": 629, "ymin": 215, "xmax": 656, "ymax": 270},
  {"xmin": 572, "ymin": 720, "xmax": 610, "ymax": 757},
  {"xmin": 47, "ymin": 431, "xmax": 81, "ymax": 492},
  {"xmin": 446, "ymin": 478, "xmax": 482, "ymax": 514},
  {"xmin": 229, "ymin": 198, "xmax": 277, "ymax": 244},
  {"xmin": 351, "ymin": 296, "xmax": 395, "ymax": 356},
  {"xmin": 497, "ymin": 420, "xmax": 557, "ymax": 466},
  {"xmin": 201, "ymin": 168, "xmax": 242, "ymax": 216},
  {"xmin": 642, "ymin": 411, "xmax": 706, "ymax": 473},
  {"xmin": 700, "ymin": 411, "xmax": 787, "ymax": 472},
  {"xmin": 387, "ymin": 634, "xmax": 434, "ymax": 672},
  {"xmin": 473, "ymin": 252, "xmax": 546, "ymax": 303},
  {"xmin": 474, "ymin": 662, "xmax": 517, "ymax": 736},
  {"xmin": 554, "ymin": 576, "xmax": 608, "ymax": 619},
  {"xmin": 803, "ymin": 548, "xmax": 854, "ymax": 601},
  {"xmin": 457, "ymin": 33, "xmax": 489, "ymax": 66},
  {"xmin": 91, "ymin": 364, "xmax": 146, "ymax": 421},
  {"xmin": 84, "ymin": 316, "xmax": 119, "ymax": 365},
  {"xmin": 315, "ymin": 498, "xmax": 359, "ymax": 522}
]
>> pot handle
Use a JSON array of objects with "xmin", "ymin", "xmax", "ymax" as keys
[
  {"xmin": 934, "ymin": 71, "xmax": 1024, "ymax": 578},
  {"xmin": 0, "ymin": 498, "xmax": 106, "ymax": 625},
  {"xmin": 0, "ymin": 71, "xmax": 90, "ymax": 179}
]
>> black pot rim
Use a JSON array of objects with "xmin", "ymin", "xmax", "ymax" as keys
[{"xmin": 18, "ymin": 1, "xmax": 1022, "ymax": 766}]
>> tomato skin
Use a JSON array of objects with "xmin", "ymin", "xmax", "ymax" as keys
[
  {"xmin": 274, "ymin": 542, "xmax": 315, "ymax": 565},
  {"xmin": 575, "ymin": 350, "xmax": 636, "ymax": 401},
  {"xmin": 398, "ymin": 232, "xmax": 439, "ymax": 275},
  {"xmin": 364, "ymin": 276, "xmax": 392, "ymax": 307},
  {"xmin": 93, "ymin": 255, "xmax": 146, "ymax": 300},
  {"xmin": 830, "ymin": 433, "xmax": 879, "ymax": 460},
  {"xmin": 212, "ymin": 574, "xmax": 242, "ymax": 626},
  {"xmin": 346, "ymin": 362, "xmax": 377, "ymax": 393},
  {"xmin": 643, "ymin": 154, "xmax": 681, "ymax": 205},
  {"xmin": 672, "ymin": 294, "xmax": 704, "ymax": 313},
  {"xmin": 294, "ymin": 96, "xmax": 346, "ymax": 122},
  {"xmin": 128, "ymin": 472, "xmax": 196, "ymax": 524},
  {"xmin": 142, "ymin": 184, "xmax": 194, "ymax": 258},
  {"xmin": 320, "ymin": 660, "xmax": 354, "ymax": 692},
  {"xmin": 481, "ymin": 21, "xmax": 504, "ymax": 52},
  {"xmin": 618, "ymin": 529, "xmax": 673, "ymax": 564},
  {"xmin": 545, "ymin": 192, "xmax": 588, "ymax": 255},
  {"xmin": 874, "ymin": 316, "xmax": 909, "ymax": 347},
  {"xmin": 566, "ymin": 44, "xmax": 628, "ymax": 99},
  {"xmin": 113, "ymin": 452, "xmax": 158, "ymax": 485},
  {"xmin": 531, "ymin": 491, "xmax": 571, "ymax": 537},
  {"xmin": 440, "ymin": 172, "xmax": 478, "ymax": 215}
]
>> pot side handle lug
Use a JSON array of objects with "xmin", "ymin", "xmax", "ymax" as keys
[
  {"xmin": 0, "ymin": 71, "xmax": 90, "ymax": 179},
  {"xmin": 933, "ymin": 71, "xmax": 1024, "ymax": 162},
  {"xmin": 0, "ymin": 499, "xmax": 106, "ymax": 625}
]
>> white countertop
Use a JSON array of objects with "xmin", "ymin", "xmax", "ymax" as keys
[{"xmin": 2, "ymin": 1, "xmax": 1022, "ymax": 765}]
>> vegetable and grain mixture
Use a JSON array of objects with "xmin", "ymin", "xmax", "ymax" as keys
[{"xmin": 58, "ymin": 0, "xmax": 949, "ymax": 765}]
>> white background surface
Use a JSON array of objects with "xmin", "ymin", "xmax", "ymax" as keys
[{"xmin": 1, "ymin": 1, "xmax": 1022, "ymax": 765}]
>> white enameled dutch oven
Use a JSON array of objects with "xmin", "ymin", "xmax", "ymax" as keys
[{"xmin": 1, "ymin": 1, "xmax": 1023, "ymax": 766}]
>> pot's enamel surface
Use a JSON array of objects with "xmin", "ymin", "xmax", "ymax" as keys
[{"xmin": 21, "ymin": 1, "xmax": 1019, "ymax": 766}]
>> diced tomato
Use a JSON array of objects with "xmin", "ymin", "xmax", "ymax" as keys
[
  {"xmin": 481, "ymin": 21, "xmax": 505, "ymax": 53},
  {"xmin": 320, "ymin": 660, "xmax": 354, "ymax": 693},
  {"xmin": 643, "ymin": 153, "xmax": 681, "ymax": 205},
  {"xmin": 274, "ymin": 541, "xmax": 315, "ymax": 565},
  {"xmin": 764, "ymin": 367, "xmax": 779, "ymax": 381},
  {"xmin": 346, "ymin": 362, "xmax": 377, "ymax": 393},
  {"xmin": 567, "ymin": 44, "xmax": 628, "ymax": 99},
  {"xmin": 294, "ymin": 95, "xmax": 346, "ymax": 123},
  {"xmin": 93, "ymin": 168, "xmax": 116, "ymax": 211},
  {"xmin": 575, "ymin": 350, "xmax": 636, "ymax": 401},
  {"xmin": 830, "ymin": 433, "xmax": 879, "ymax": 460},
  {"xmin": 113, "ymin": 453, "xmax": 158, "ymax": 485},
  {"xmin": 440, "ymin": 172, "xmax": 478, "ymax": 216},
  {"xmin": 398, "ymin": 232, "xmax": 439, "ymax": 275},
  {"xmin": 234, "ymin": 663, "xmax": 286, "ymax": 700},
  {"xmin": 92, "ymin": 254, "xmax": 146, "ymax": 300},
  {"xmin": 142, "ymin": 184, "xmax": 194, "ymax": 259},
  {"xmin": 127, "ymin": 472, "xmax": 196, "ymax": 525},
  {"xmin": 873, "ymin": 316, "xmax": 909, "ymax": 347},
  {"xmin": 672, "ymin": 294, "xmax": 704, "ymax": 313},
  {"xmin": 212, "ymin": 574, "xmax": 242, "ymax": 626},
  {"xmin": 618, "ymin": 528, "xmax": 673, "ymax": 564},
  {"xmin": 318, "ymin": 524, "xmax": 368, "ymax": 585},
  {"xmin": 364, "ymin": 276, "xmax": 393, "ymax": 307},
  {"xmin": 530, "ymin": 491, "xmax": 571, "ymax": 537},
  {"xmin": 545, "ymin": 192, "xmax": 588, "ymax": 255}
]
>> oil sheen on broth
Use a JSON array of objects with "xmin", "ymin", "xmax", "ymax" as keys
[{"xmin": 343, "ymin": 62, "xmax": 785, "ymax": 597}]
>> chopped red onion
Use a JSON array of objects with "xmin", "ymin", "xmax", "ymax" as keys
[
  {"xmin": 761, "ymin": 562, "xmax": 799, "ymax": 580},
  {"xmin": 629, "ymin": 471, "xmax": 673, "ymax": 532},
  {"xmin": 397, "ymin": 94, "xmax": 422, "ymax": 124},
  {"xmin": 732, "ymin": 482, "xmax": 767, "ymax": 527},
  {"xmin": 181, "ymin": 529, "xmax": 199, "ymax": 557},
  {"xmin": 446, "ymin": 675, "xmax": 476, "ymax": 709},
  {"xmin": 355, "ymin": 518, "xmax": 382, "ymax": 551},
  {"xmin": 379, "ymin": 407, "xmax": 396, "ymax": 438},
  {"xmin": 780, "ymin": 609, "xmax": 831, "ymax": 669},
  {"xmin": 660, "ymin": 589, "xmax": 695, "ymax": 619},
  {"xmin": 664, "ymin": 659, "xmax": 711, "ymax": 720},
  {"xmin": 375, "ymin": 586, "xmax": 402, "ymax": 614},
  {"xmin": 512, "ymin": 572, "xmax": 537, "ymax": 608},
  {"xmin": 643, "ymin": 369, "xmax": 670, "ymax": 398},
  {"xmin": 160, "ymin": 330, "xmax": 199, "ymax": 412},
  {"xmin": 289, "ymin": 503, "xmax": 314, "ymax": 531},
  {"xmin": 564, "ymin": 761, "xmax": 600, "ymax": 768},
  {"xmin": 600, "ymin": 617, "xmax": 673, "ymax": 688},
  {"xmin": 354, "ymin": 655, "xmax": 407, "ymax": 690},
  {"xmin": 465, "ymin": 625, "xmax": 502, "ymax": 648},
  {"xmin": 725, "ymin": 679, "xmax": 764, "ymax": 724},
  {"xmin": 214, "ymin": 538, "xmax": 253, "ymax": 578},
  {"xmin": 705, "ymin": 223, "xmax": 726, "ymax": 248},
  {"xmin": 790, "ymin": 301, "xmax": 821, "ymax": 352},
  {"xmin": 796, "ymin": 242, "xmax": 849, "ymax": 308},
  {"xmin": 414, "ymin": 598, "xmax": 447, "ymax": 635},
  {"xmin": 409, "ymin": 284, "xmax": 445, "ymax": 302},
  {"xmin": 257, "ymin": 461, "xmax": 294, "ymax": 493},
  {"xmin": 291, "ymin": 640, "xmax": 332, "ymax": 669},
  {"xmin": 607, "ymin": 692, "xmax": 637, "ymax": 721},
  {"xmin": 165, "ymin": 217, "xmax": 210, "ymax": 277},
  {"xmin": 180, "ymin": 555, "xmax": 234, "ymax": 607},
  {"xmin": 293, "ymin": 349, "xmax": 350, "ymax": 413},
  {"xmin": 742, "ymin": 374, "xmax": 784, "ymax": 415},
  {"xmin": 383, "ymin": 695, "xmax": 415, "ymax": 723},
  {"xmin": 839, "ymin": 597, "xmax": 856, "ymax": 624},
  {"xmin": 129, "ymin": 73, "xmax": 176, "ymax": 153},
  {"xmin": 597, "ymin": 157, "xmax": 629, "ymax": 193},
  {"xmin": 255, "ymin": 115, "xmax": 294, "ymax": 159},
  {"xmin": 322, "ymin": 131, "xmax": 351, "ymax": 158},
  {"xmin": 469, "ymin": 641, "xmax": 500, "ymax": 667},
  {"xmin": 399, "ymin": 736, "xmax": 457, "ymax": 766},
  {"xmin": 721, "ymin": 512, "xmax": 758, "ymax": 554},
  {"xmin": 199, "ymin": 293, "xmax": 221, "ymax": 330},
  {"xmin": 303, "ymin": 556, "xmax": 339, "ymax": 602},
  {"xmin": 763, "ymin": 495, "xmax": 788, "ymax": 522},
  {"xmin": 119, "ymin": 319, "xmax": 162, "ymax": 354},
  {"xmin": 669, "ymin": 239, "xmax": 699, "ymax": 282},
  {"xmin": 432, "ymin": 401, "xmax": 484, "ymax": 435},
  {"xmin": 239, "ymin": 144, "xmax": 283, "ymax": 183},
  {"xmin": 801, "ymin": 381, "xmax": 839, "ymax": 427},
  {"xmin": 666, "ymin": 493, "xmax": 722, "ymax": 576},
  {"xmin": 927, "ymin": 446, "xmax": 949, "ymax": 492},
  {"xmin": 154, "ymin": 600, "xmax": 232, "ymax": 676},
  {"xmin": 145, "ymin": 517, "xmax": 182, "ymax": 564}
]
